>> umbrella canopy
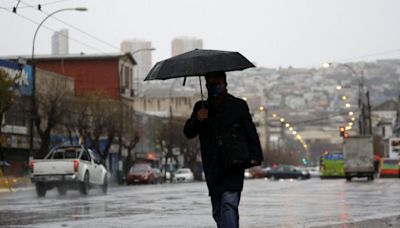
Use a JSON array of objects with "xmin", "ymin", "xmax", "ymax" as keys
[{"xmin": 144, "ymin": 49, "xmax": 255, "ymax": 81}]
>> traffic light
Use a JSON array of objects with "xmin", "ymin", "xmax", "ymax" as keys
[{"xmin": 339, "ymin": 126, "xmax": 345, "ymax": 137}]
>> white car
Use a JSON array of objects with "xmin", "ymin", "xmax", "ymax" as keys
[
  {"xmin": 305, "ymin": 166, "xmax": 321, "ymax": 178},
  {"xmin": 30, "ymin": 145, "xmax": 108, "ymax": 197},
  {"xmin": 173, "ymin": 168, "xmax": 194, "ymax": 182}
]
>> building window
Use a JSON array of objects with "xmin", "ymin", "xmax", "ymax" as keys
[{"xmin": 124, "ymin": 66, "xmax": 130, "ymax": 89}]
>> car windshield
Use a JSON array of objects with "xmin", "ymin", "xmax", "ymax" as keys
[
  {"xmin": 130, "ymin": 164, "xmax": 149, "ymax": 172},
  {"xmin": 51, "ymin": 148, "xmax": 80, "ymax": 159},
  {"xmin": 383, "ymin": 160, "xmax": 398, "ymax": 165},
  {"xmin": 176, "ymin": 169, "xmax": 189, "ymax": 174}
]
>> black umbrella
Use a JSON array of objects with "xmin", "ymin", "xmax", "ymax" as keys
[{"xmin": 144, "ymin": 49, "xmax": 255, "ymax": 101}]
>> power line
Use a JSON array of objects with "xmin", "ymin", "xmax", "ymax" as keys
[
  {"xmin": 1, "ymin": 0, "xmax": 71, "ymax": 10},
  {"xmin": 1, "ymin": 7, "xmax": 112, "ymax": 55},
  {"xmin": 21, "ymin": 0, "xmax": 72, "ymax": 8},
  {"xmin": 337, "ymin": 48, "xmax": 400, "ymax": 63},
  {"xmin": 18, "ymin": 0, "xmax": 121, "ymax": 52}
]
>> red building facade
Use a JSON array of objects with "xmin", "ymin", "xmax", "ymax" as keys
[{"xmin": 33, "ymin": 53, "xmax": 135, "ymax": 100}]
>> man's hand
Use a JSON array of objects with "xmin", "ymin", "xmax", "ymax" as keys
[
  {"xmin": 250, "ymin": 160, "xmax": 260, "ymax": 166},
  {"xmin": 197, "ymin": 108, "xmax": 209, "ymax": 122}
]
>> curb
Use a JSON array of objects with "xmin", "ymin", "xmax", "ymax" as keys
[{"xmin": 0, "ymin": 176, "xmax": 33, "ymax": 194}]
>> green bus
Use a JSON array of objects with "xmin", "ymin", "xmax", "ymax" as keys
[{"xmin": 320, "ymin": 152, "xmax": 345, "ymax": 178}]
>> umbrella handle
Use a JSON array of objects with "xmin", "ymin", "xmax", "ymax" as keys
[
  {"xmin": 199, "ymin": 76, "xmax": 205, "ymax": 107},
  {"xmin": 182, "ymin": 77, "xmax": 187, "ymax": 86}
]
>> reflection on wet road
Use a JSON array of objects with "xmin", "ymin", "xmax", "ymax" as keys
[{"xmin": 0, "ymin": 178, "xmax": 399, "ymax": 227}]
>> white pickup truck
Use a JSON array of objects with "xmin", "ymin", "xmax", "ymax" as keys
[{"xmin": 30, "ymin": 145, "xmax": 108, "ymax": 197}]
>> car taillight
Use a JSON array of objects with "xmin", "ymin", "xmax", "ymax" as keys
[
  {"xmin": 29, "ymin": 160, "xmax": 35, "ymax": 171},
  {"xmin": 73, "ymin": 160, "xmax": 79, "ymax": 172}
]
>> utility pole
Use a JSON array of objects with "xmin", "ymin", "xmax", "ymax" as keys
[{"xmin": 367, "ymin": 91, "xmax": 372, "ymax": 135}]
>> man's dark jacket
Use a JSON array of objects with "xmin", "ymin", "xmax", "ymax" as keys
[{"xmin": 184, "ymin": 93, "xmax": 263, "ymax": 196}]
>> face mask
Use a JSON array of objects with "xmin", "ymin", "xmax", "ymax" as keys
[{"xmin": 207, "ymin": 84, "xmax": 225, "ymax": 97}]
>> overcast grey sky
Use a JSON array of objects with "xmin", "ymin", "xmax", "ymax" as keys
[{"xmin": 1, "ymin": 0, "xmax": 400, "ymax": 68}]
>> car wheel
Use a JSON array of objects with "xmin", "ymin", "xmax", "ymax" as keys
[
  {"xmin": 79, "ymin": 171, "xmax": 90, "ymax": 195},
  {"xmin": 368, "ymin": 175, "xmax": 374, "ymax": 181},
  {"xmin": 57, "ymin": 185, "xmax": 67, "ymax": 196},
  {"xmin": 35, "ymin": 182, "xmax": 47, "ymax": 197},
  {"xmin": 101, "ymin": 174, "xmax": 108, "ymax": 194}
]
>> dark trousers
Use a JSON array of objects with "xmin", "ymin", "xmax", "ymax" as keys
[{"xmin": 210, "ymin": 191, "xmax": 241, "ymax": 228}]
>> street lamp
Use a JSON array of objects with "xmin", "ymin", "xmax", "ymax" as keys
[
  {"xmin": 131, "ymin": 48, "xmax": 156, "ymax": 56},
  {"xmin": 32, "ymin": 8, "xmax": 88, "ymax": 61},
  {"xmin": 323, "ymin": 62, "xmax": 371, "ymax": 135},
  {"xmin": 29, "ymin": 7, "xmax": 87, "ymax": 157},
  {"xmin": 130, "ymin": 48, "xmax": 156, "ymax": 96}
]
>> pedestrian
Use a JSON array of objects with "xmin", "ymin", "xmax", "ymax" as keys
[{"xmin": 184, "ymin": 71, "xmax": 263, "ymax": 228}]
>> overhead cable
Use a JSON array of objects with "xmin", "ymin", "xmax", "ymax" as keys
[
  {"xmin": 1, "ymin": 7, "xmax": 112, "ymax": 55},
  {"xmin": 19, "ymin": 0, "xmax": 121, "ymax": 52}
]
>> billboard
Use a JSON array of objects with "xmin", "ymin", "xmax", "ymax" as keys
[{"xmin": 0, "ymin": 59, "xmax": 33, "ymax": 96}]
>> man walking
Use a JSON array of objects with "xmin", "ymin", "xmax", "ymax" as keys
[{"xmin": 184, "ymin": 71, "xmax": 263, "ymax": 228}]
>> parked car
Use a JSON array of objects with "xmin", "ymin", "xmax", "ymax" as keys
[
  {"xmin": 30, "ymin": 145, "xmax": 108, "ymax": 197},
  {"xmin": 265, "ymin": 165, "xmax": 310, "ymax": 180},
  {"xmin": 305, "ymin": 166, "xmax": 321, "ymax": 178},
  {"xmin": 152, "ymin": 168, "xmax": 164, "ymax": 184},
  {"xmin": 172, "ymin": 168, "xmax": 194, "ymax": 182},
  {"xmin": 246, "ymin": 166, "xmax": 267, "ymax": 179},
  {"xmin": 379, "ymin": 158, "xmax": 400, "ymax": 178},
  {"xmin": 126, "ymin": 163, "xmax": 157, "ymax": 185}
]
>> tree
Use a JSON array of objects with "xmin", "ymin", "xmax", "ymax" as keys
[
  {"xmin": 155, "ymin": 115, "xmax": 202, "ymax": 178},
  {"xmin": 88, "ymin": 95, "xmax": 123, "ymax": 163},
  {"xmin": 68, "ymin": 92, "xmax": 124, "ymax": 164},
  {"xmin": 64, "ymin": 95, "xmax": 92, "ymax": 145},
  {"xmin": 180, "ymin": 134, "xmax": 201, "ymax": 180},
  {"xmin": 0, "ymin": 69, "xmax": 19, "ymax": 174},
  {"xmin": 120, "ymin": 109, "xmax": 140, "ymax": 175},
  {"xmin": 34, "ymin": 77, "xmax": 73, "ymax": 158},
  {"xmin": 0, "ymin": 69, "xmax": 19, "ymax": 146}
]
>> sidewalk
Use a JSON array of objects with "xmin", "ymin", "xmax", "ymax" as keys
[
  {"xmin": 314, "ymin": 215, "xmax": 400, "ymax": 228},
  {"xmin": 0, "ymin": 176, "xmax": 33, "ymax": 194}
]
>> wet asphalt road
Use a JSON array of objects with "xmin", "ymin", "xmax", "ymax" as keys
[{"xmin": 0, "ymin": 178, "xmax": 400, "ymax": 228}]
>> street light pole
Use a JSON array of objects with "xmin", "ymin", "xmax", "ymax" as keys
[
  {"xmin": 131, "ymin": 48, "xmax": 156, "ymax": 56},
  {"xmin": 340, "ymin": 63, "xmax": 367, "ymax": 135},
  {"xmin": 130, "ymin": 48, "xmax": 156, "ymax": 96},
  {"xmin": 324, "ymin": 62, "xmax": 370, "ymax": 135},
  {"xmin": 29, "ymin": 7, "xmax": 87, "ymax": 158}
]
